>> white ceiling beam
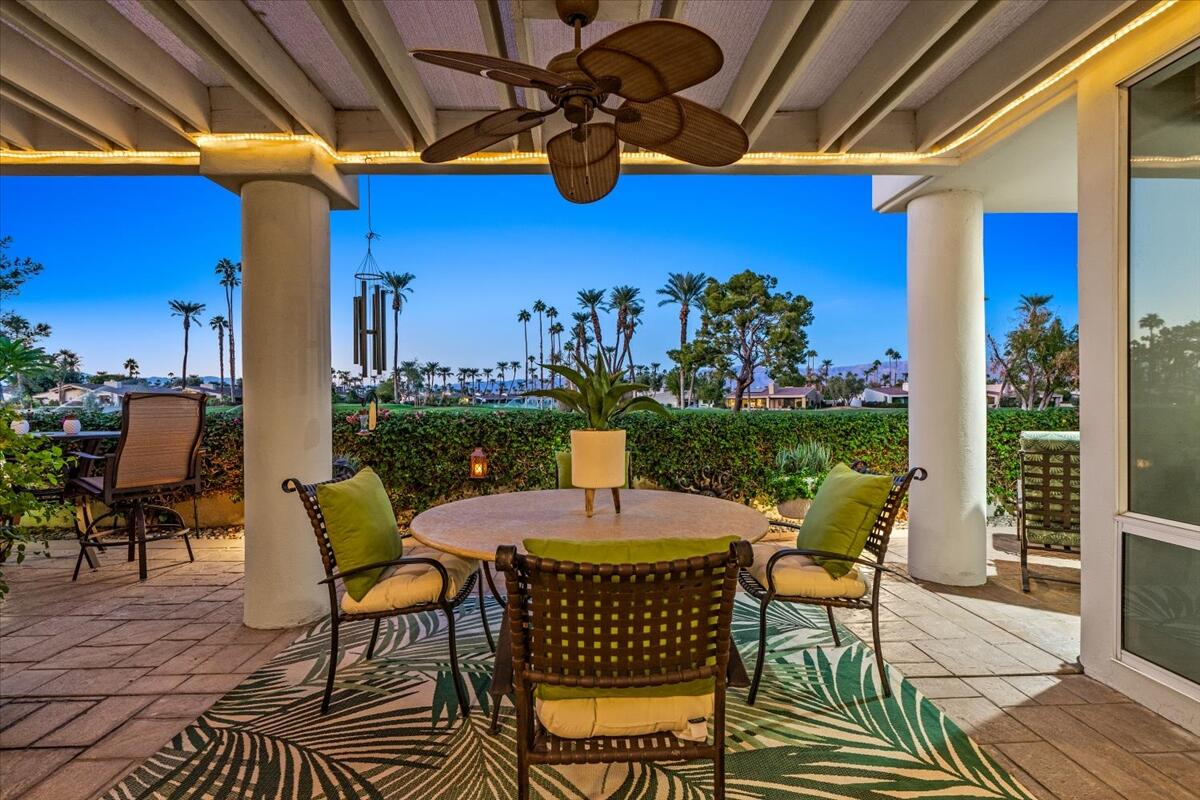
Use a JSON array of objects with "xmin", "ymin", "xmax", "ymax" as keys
[
  {"xmin": 738, "ymin": 1, "xmax": 853, "ymax": 147},
  {"xmin": 0, "ymin": 101, "xmax": 35, "ymax": 149},
  {"xmin": 11, "ymin": 0, "xmax": 210, "ymax": 134},
  {"xmin": 658, "ymin": 0, "xmax": 686, "ymax": 21},
  {"xmin": 0, "ymin": 24, "xmax": 136, "ymax": 149},
  {"xmin": 482, "ymin": 0, "xmax": 540, "ymax": 151},
  {"xmin": 174, "ymin": 0, "xmax": 335, "ymax": 144},
  {"xmin": 308, "ymin": 0, "xmax": 435, "ymax": 150},
  {"xmin": 915, "ymin": 0, "xmax": 1137, "ymax": 151},
  {"xmin": 0, "ymin": 82, "xmax": 110, "ymax": 150},
  {"xmin": 836, "ymin": 0, "xmax": 1012, "ymax": 152},
  {"xmin": 816, "ymin": 0, "xmax": 973, "ymax": 152},
  {"xmin": 720, "ymin": 0, "xmax": 813, "ymax": 124}
]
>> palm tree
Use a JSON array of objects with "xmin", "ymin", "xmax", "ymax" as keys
[
  {"xmin": 53, "ymin": 349, "xmax": 81, "ymax": 404},
  {"xmin": 1138, "ymin": 312, "xmax": 1164, "ymax": 342},
  {"xmin": 531, "ymin": 300, "xmax": 547, "ymax": 388},
  {"xmin": 495, "ymin": 360, "xmax": 508, "ymax": 394},
  {"xmin": 884, "ymin": 348, "xmax": 902, "ymax": 385},
  {"xmin": 123, "ymin": 358, "xmax": 139, "ymax": 379},
  {"xmin": 209, "ymin": 315, "xmax": 228, "ymax": 396},
  {"xmin": 214, "ymin": 258, "xmax": 241, "ymax": 400},
  {"xmin": 482, "ymin": 367, "xmax": 494, "ymax": 394},
  {"xmin": 517, "ymin": 309, "xmax": 532, "ymax": 383},
  {"xmin": 0, "ymin": 338, "xmax": 53, "ymax": 403},
  {"xmin": 577, "ymin": 289, "xmax": 607, "ymax": 358},
  {"xmin": 545, "ymin": 305, "xmax": 559, "ymax": 383},
  {"xmin": 656, "ymin": 272, "xmax": 708, "ymax": 406},
  {"xmin": 509, "ymin": 360, "xmax": 520, "ymax": 390},
  {"xmin": 169, "ymin": 300, "xmax": 205, "ymax": 388},
  {"xmin": 380, "ymin": 271, "xmax": 415, "ymax": 400}
]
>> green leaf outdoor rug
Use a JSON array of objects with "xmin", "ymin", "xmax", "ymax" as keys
[{"xmin": 107, "ymin": 598, "xmax": 1034, "ymax": 799}]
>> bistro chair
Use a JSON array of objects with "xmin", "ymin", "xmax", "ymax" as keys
[
  {"xmin": 740, "ymin": 462, "xmax": 926, "ymax": 702},
  {"xmin": 69, "ymin": 392, "xmax": 206, "ymax": 582},
  {"xmin": 1017, "ymin": 431, "xmax": 1081, "ymax": 592},
  {"xmin": 284, "ymin": 472, "xmax": 490, "ymax": 716},
  {"xmin": 496, "ymin": 538, "xmax": 751, "ymax": 800}
]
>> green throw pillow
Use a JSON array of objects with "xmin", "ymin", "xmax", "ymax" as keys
[
  {"xmin": 523, "ymin": 535, "xmax": 738, "ymax": 701},
  {"xmin": 315, "ymin": 468, "xmax": 402, "ymax": 602},
  {"xmin": 798, "ymin": 463, "xmax": 893, "ymax": 578},
  {"xmin": 555, "ymin": 451, "xmax": 630, "ymax": 489}
]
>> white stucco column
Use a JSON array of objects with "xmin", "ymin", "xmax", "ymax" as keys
[
  {"xmin": 905, "ymin": 190, "xmax": 987, "ymax": 586},
  {"xmin": 241, "ymin": 180, "xmax": 332, "ymax": 628}
]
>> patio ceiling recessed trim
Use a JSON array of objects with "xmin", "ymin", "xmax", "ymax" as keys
[{"xmin": 0, "ymin": 0, "xmax": 1181, "ymax": 174}]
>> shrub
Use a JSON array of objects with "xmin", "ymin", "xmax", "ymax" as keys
[{"xmin": 26, "ymin": 405, "xmax": 1078, "ymax": 519}]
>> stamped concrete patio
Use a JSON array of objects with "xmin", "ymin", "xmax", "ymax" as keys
[{"xmin": 1, "ymin": 530, "xmax": 1196, "ymax": 800}]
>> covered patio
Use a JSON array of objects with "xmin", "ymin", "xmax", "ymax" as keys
[{"xmin": 2, "ymin": 0, "xmax": 1198, "ymax": 797}]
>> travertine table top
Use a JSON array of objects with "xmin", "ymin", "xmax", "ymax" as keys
[{"xmin": 409, "ymin": 489, "xmax": 769, "ymax": 561}]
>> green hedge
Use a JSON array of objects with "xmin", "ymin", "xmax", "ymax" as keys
[{"xmin": 29, "ymin": 406, "xmax": 1077, "ymax": 517}]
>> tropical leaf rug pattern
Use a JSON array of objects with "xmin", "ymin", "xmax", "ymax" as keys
[{"xmin": 108, "ymin": 598, "xmax": 1034, "ymax": 799}]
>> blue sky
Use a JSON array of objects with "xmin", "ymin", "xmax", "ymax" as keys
[{"xmin": 0, "ymin": 173, "xmax": 1078, "ymax": 378}]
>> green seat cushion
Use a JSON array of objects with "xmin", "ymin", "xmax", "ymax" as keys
[
  {"xmin": 1019, "ymin": 431, "xmax": 1080, "ymax": 454},
  {"xmin": 523, "ymin": 535, "xmax": 738, "ymax": 701},
  {"xmin": 797, "ymin": 463, "xmax": 893, "ymax": 578},
  {"xmin": 315, "ymin": 468, "xmax": 402, "ymax": 602},
  {"xmin": 555, "ymin": 451, "xmax": 630, "ymax": 489}
]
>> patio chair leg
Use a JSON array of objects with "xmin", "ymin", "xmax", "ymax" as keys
[
  {"xmin": 478, "ymin": 576, "xmax": 495, "ymax": 653},
  {"xmin": 72, "ymin": 545, "xmax": 86, "ymax": 581},
  {"xmin": 871, "ymin": 607, "xmax": 891, "ymax": 698},
  {"xmin": 1020, "ymin": 538, "xmax": 1031, "ymax": 593},
  {"xmin": 133, "ymin": 501, "xmax": 148, "ymax": 581},
  {"xmin": 366, "ymin": 618, "xmax": 381, "ymax": 659},
  {"xmin": 748, "ymin": 598, "xmax": 770, "ymax": 705},
  {"xmin": 713, "ymin": 751, "xmax": 725, "ymax": 800},
  {"xmin": 826, "ymin": 606, "xmax": 841, "ymax": 647},
  {"xmin": 183, "ymin": 533, "xmax": 195, "ymax": 563},
  {"xmin": 446, "ymin": 607, "xmax": 470, "ymax": 718},
  {"xmin": 322, "ymin": 617, "xmax": 339, "ymax": 715}
]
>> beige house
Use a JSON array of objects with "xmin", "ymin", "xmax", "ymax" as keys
[
  {"xmin": 727, "ymin": 383, "xmax": 822, "ymax": 410},
  {"xmin": 1, "ymin": 0, "xmax": 1195, "ymax": 736}
]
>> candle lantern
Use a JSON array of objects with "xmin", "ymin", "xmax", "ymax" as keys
[{"xmin": 470, "ymin": 447, "xmax": 488, "ymax": 479}]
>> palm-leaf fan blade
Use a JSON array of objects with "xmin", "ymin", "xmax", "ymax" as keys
[
  {"xmin": 411, "ymin": 50, "xmax": 567, "ymax": 91},
  {"xmin": 576, "ymin": 20, "xmax": 722, "ymax": 103},
  {"xmin": 421, "ymin": 108, "xmax": 545, "ymax": 163},
  {"xmin": 546, "ymin": 123, "xmax": 619, "ymax": 204},
  {"xmin": 616, "ymin": 96, "xmax": 747, "ymax": 167}
]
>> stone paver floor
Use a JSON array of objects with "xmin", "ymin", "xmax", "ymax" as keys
[{"xmin": 2, "ymin": 530, "xmax": 1198, "ymax": 799}]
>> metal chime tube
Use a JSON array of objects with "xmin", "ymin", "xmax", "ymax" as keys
[
  {"xmin": 375, "ymin": 288, "xmax": 387, "ymax": 376},
  {"xmin": 358, "ymin": 280, "xmax": 369, "ymax": 377}
]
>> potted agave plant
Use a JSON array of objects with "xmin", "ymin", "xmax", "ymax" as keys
[
  {"xmin": 770, "ymin": 440, "xmax": 833, "ymax": 519},
  {"xmin": 526, "ymin": 353, "xmax": 669, "ymax": 516}
]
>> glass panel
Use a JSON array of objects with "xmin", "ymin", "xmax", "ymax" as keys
[
  {"xmin": 1122, "ymin": 533, "xmax": 1200, "ymax": 683},
  {"xmin": 1127, "ymin": 49, "xmax": 1200, "ymax": 525}
]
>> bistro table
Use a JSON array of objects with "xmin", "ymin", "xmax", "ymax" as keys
[
  {"xmin": 410, "ymin": 488, "xmax": 770, "ymax": 732},
  {"xmin": 29, "ymin": 430, "xmax": 120, "ymax": 568}
]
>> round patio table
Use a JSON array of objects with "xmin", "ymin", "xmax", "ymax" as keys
[
  {"xmin": 409, "ymin": 488, "xmax": 769, "ymax": 561},
  {"xmin": 411, "ymin": 488, "xmax": 768, "ymax": 733}
]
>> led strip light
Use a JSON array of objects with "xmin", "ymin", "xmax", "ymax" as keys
[{"xmin": 0, "ymin": 0, "xmax": 1182, "ymax": 168}]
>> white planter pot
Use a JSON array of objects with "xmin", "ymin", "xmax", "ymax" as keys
[
  {"xmin": 777, "ymin": 498, "xmax": 812, "ymax": 520},
  {"xmin": 570, "ymin": 429, "xmax": 626, "ymax": 488},
  {"xmin": 10, "ymin": 419, "xmax": 30, "ymax": 435},
  {"xmin": 62, "ymin": 418, "xmax": 82, "ymax": 435}
]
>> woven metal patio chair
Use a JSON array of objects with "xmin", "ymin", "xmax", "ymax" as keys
[
  {"xmin": 69, "ymin": 392, "xmax": 206, "ymax": 582},
  {"xmin": 496, "ymin": 539, "xmax": 752, "ymax": 800},
  {"xmin": 284, "ymin": 474, "xmax": 491, "ymax": 715},
  {"xmin": 740, "ymin": 462, "xmax": 926, "ymax": 702},
  {"xmin": 1017, "ymin": 431, "xmax": 1081, "ymax": 592}
]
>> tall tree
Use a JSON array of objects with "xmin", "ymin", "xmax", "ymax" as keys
[
  {"xmin": 693, "ymin": 270, "xmax": 814, "ymax": 413},
  {"xmin": 123, "ymin": 358, "xmax": 139, "ymax": 379},
  {"xmin": 532, "ymin": 299, "xmax": 547, "ymax": 388},
  {"xmin": 209, "ymin": 315, "xmax": 228, "ymax": 396},
  {"xmin": 380, "ymin": 271, "xmax": 416, "ymax": 401},
  {"xmin": 517, "ymin": 309, "xmax": 531, "ymax": 383},
  {"xmin": 656, "ymin": 272, "xmax": 708, "ymax": 406},
  {"xmin": 495, "ymin": 360, "xmax": 508, "ymax": 393},
  {"xmin": 169, "ymin": 300, "xmax": 206, "ymax": 388},
  {"xmin": 884, "ymin": 348, "xmax": 902, "ymax": 385},
  {"xmin": 0, "ymin": 337, "xmax": 53, "ymax": 403},
  {"xmin": 0, "ymin": 236, "xmax": 43, "ymax": 311},
  {"xmin": 214, "ymin": 259, "xmax": 241, "ymax": 400},
  {"xmin": 607, "ymin": 286, "xmax": 640, "ymax": 373},
  {"xmin": 987, "ymin": 294, "xmax": 1079, "ymax": 409},
  {"xmin": 54, "ymin": 349, "xmax": 81, "ymax": 404},
  {"xmin": 548, "ymin": 322, "xmax": 564, "ymax": 387},
  {"xmin": 576, "ymin": 289, "xmax": 607, "ymax": 359}
]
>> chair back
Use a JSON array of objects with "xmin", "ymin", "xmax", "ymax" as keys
[
  {"xmin": 1018, "ymin": 432, "xmax": 1081, "ymax": 538},
  {"xmin": 282, "ymin": 475, "xmax": 343, "ymax": 581},
  {"xmin": 855, "ymin": 461, "xmax": 928, "ymax": 563},
  {"xmin": 111, "ymin": 392, "xmax": 206, "ymax": 491},
  {"xmin": 497, "ymin": 540, "xmax": 751, "ymax": 695}
]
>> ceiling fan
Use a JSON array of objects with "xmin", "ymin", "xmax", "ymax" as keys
[{"xmin": 411, "ymin": 0, "xmax": 749, "ymax": 203}]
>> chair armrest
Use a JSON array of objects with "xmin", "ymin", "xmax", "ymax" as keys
[
  {"xmin": 768, "ymin": 518, "xmax": 804, "ymax": 531},
  {"xmin": 320, "ymin": 556, "xmax": 453, "ymax": 604},
  {"xmin": 69, "ymin": 451, "xmax": 106, "ymax": 460}
]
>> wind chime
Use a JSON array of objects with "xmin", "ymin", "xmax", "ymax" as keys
[{"xmin": 352, "ymin": 175, "xmax": 387, "ymax": 379}]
